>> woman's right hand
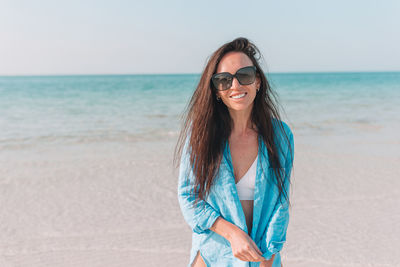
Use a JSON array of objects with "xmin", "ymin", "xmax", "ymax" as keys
[{"xmin": 227, "ymin": 227, "xmax": 266, "ymax": 262}]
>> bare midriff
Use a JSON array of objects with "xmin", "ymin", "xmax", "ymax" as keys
[{"xmin": 240, "ymin": 199, "xmax": 254, "ymax": 234}]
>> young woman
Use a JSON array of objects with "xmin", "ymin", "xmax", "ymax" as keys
[{"xmin": 174, "ymin": 37, "xmax": 294, "ymax": 267}]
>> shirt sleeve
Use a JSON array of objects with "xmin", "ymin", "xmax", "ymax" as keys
[
  {"xmin": 261, "ymin": 131, "xmax": 294, "ymax": 260},
  {"xmin": 177, "ymin": 138, "xmax": 221, "ymax": 235}
]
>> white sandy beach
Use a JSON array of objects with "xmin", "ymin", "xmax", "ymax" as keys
[{"xmin": 1, "ymin": 127, "xmax": 399, "ymax": 267}]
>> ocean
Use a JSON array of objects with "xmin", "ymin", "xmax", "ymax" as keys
[
  {"xmin": 1, "ymin": 72, "xmax": 399, "ymax": 152},
  {"xmin": 1, "ymin": 72, "xmax": 399, "ymax": 266}
]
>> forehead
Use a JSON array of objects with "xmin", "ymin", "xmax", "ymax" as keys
[{"xmin": 216, "ymin": 52, "xmax": 253, "ymax": 74}]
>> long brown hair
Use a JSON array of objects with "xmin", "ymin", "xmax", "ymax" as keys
[{"xmin": 173, "ymin": 37, "xmax": 293, "ymax": 208}]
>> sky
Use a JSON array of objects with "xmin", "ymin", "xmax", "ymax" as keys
[{"xmin": 0, "ymin": 0, "xmax": 399, "ymax": 75}]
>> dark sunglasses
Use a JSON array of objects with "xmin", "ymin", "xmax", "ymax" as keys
[{"xmin": 211, "ymin": 66, "xmax": 257, "ymax": 91}]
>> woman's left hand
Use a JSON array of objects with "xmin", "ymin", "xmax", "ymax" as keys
[{"xmin": 259, "ymin": 254, "xmax": 275, "ymax": 267}]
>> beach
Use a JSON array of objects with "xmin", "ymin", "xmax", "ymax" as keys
[{"xmin": 1, "ymin": 73, "xmax": 399, "ymax": 266}]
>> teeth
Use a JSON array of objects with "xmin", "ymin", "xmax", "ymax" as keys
[{"xmin": 231, "ymin": 93, "xmax": 246, "ymax": 99}]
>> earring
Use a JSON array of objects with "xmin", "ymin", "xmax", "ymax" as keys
[
  {"xmin": 256, "ymin": 88, "xmax": 260, "ymax": 92},
  {"xmin": 216, "ymin": 95, "xmax": 221, "ymax": 101}
]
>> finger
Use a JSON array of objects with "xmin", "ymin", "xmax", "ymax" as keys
[
  {"xmin": 235, "ymin": 251, "xmax": 247, "ymax": 262},
  {"xmin": 254, "ymin": 249, "xmax": 265, "ymax": 261},
  {"xmin": 250, "ymin": 241, "xmax": 265, "ymax": 261},
  {"xmin": 246, "ymin": 242, "xmax": 264, "ymax": 261},
  {"xmin": 249, "ymin": 238, "xmax": 263, "ymax": 255},
  {"xmin": 238, "ymin": 249, "xmax": 258, "ymax": 262},
  {"xmin": 246, "ymin": 248, "xmax": 264, "ymax": 262},
  {"xmin": 241, "ymin": 251, "xmax": 255, "ymax": 262}
]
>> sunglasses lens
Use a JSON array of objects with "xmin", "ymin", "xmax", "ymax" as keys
[
  {"xmin": 236, "ymin": 66, "xmax": 256, "ymax": 85},
  {"xmin": 212, "ymin": 74, "xmax": 232, "ymax": 90},
  {"xmin": 211, "ymin": 66, "xmax": 256, "ymax": 91}
]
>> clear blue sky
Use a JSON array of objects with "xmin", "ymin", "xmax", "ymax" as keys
[{"xmin": 0, "ymin": 0, "xmax": 399, "ymax": 75}]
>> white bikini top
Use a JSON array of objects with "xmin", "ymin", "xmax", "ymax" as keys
[{"xmin": 235, "ymin": 154, "xmax": 257, "ymax": 200}]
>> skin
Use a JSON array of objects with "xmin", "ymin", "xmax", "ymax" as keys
[{"xmin": 192, "ymin": 52, "xmax": 277, "ymax": 266}]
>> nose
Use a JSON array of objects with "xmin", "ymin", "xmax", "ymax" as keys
[{"xmin": 230, "ymin": 77, "xmax": 241, "ymax": 89}]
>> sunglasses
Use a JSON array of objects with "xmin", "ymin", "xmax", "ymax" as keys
[{"xmin": 211, "ymin": 66, "xmax": 257, "ymax": 91}]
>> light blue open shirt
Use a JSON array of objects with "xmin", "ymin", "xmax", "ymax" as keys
[{"xmin": 178, "ymin": 119, "xmax": 294, "ymax": 267}]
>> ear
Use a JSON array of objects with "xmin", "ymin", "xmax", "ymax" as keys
[{"xmin": 256, "ymin": 75, "xmax": 261, "ymax": 89}]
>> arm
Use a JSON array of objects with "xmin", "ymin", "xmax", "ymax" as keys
[
  {"xmin": 211, "ymin": 217, "xmax": 267, "ymax": 262},
  {"xmin": 209, "ymin": 216, "xmax": 237, "ymax": 241},
  {"xmin": 261, "ymin": 131, "xmax": 294, "ymax": 260},
  {"xmin": 177, "ymin": 138, "xmax": 221, "ymax": 235}
]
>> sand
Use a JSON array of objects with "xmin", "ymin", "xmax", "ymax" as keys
[{"xmin": 1, "ymin": 131, "xmax": 399, "ymax": 267}]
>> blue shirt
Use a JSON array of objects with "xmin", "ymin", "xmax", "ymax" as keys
[{"xmin": 177, "ymin": 119, "xmax": 294, "ymax": 267}]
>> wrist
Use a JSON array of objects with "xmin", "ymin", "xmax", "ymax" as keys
[
  {"xmin": 209, "ymin": 217, "xmax": 238, "ymax": 243},
  {"xmin": 225, "ymin": 222, "xmax": 238, "ymax": 242}
]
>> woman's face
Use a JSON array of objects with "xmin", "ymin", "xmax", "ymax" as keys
[{"xmin": 215, "ymin": 51, "xmax": 261, "ymax": 113}]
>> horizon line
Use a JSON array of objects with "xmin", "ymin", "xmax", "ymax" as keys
[{"xmin": 1, "ymin": 70, "xmax": 399, "ymax": 77}]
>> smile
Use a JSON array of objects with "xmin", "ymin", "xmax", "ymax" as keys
[{"xmin": 230, "ymin": 93, "xmax": 247, "ymax": 99}]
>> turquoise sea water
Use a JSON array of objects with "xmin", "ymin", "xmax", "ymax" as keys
[{"xmin": 0, "ymin": 72, "xmax": 399, "ymax": 150}]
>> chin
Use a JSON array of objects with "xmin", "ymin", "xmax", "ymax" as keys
[{"xmin": 227, "ymin": 103, "xmax": 252, "ymax": 112}]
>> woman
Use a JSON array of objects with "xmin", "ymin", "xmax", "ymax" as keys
[{"xmin": 174, "ymin": 37, "xmax": 294, "ymax": 267}]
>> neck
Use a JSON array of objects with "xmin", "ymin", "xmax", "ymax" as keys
[{"xmin": 228, "ymin": 105, "xmax": 255, "ymax": 137}]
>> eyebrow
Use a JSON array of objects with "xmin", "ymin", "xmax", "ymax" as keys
[{"xmin": 215, "ymin": 65, "xmax": 254, "ymax": 75}]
